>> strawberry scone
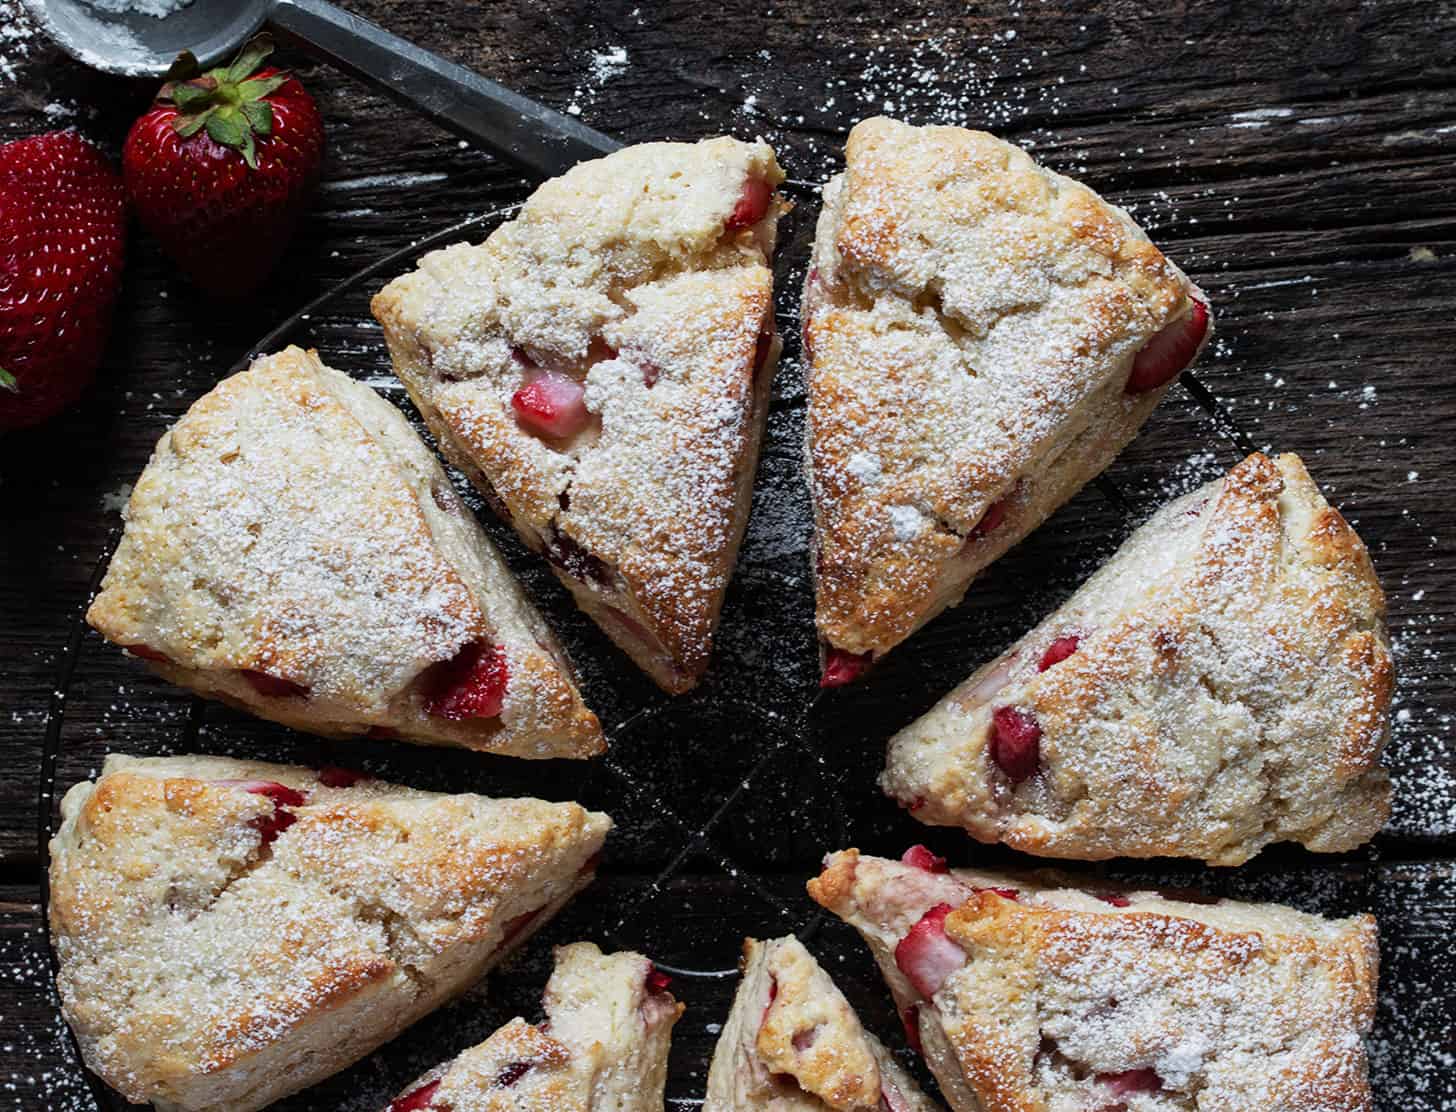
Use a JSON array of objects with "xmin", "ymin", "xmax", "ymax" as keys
[
  {"xmin": 373, "ymin": 137, "xmax": 786, "ymax": 693},
  {"xmin": 385, "ymin": 942, "xmax": 681, "ymax": 1111},
  {"xmin": 48, "ymin": 754, "xmax": 612, "ymax": 1112},
  {"xmin": 86, "ymin": 347, "xmax": 603, "ymax": 759},
  {"xmin": 810, "ymin": 849, "xmax": 1379, "ymax": 1112},
  {"xmin": 704, "ymin": 935, "xmax": 941, "ymax": 1111},
  {"xmin": 882, "ymin": 452, "xmax": 1393, "ymax": 865},
  {"xmin": 804, "ymin": 118, "xmax": 1212, "ymax": 684}
]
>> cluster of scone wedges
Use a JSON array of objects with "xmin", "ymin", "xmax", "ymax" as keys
[{"xmin": 51, "ymin": 118, "xmax": 1393, "ymax": 1111}]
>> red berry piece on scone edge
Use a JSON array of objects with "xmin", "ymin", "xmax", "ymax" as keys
[
  {"xmin": 389, "ymin": 1079, "xmax": 440, "ymax": 1112},
  {"xmin": 0, "ymin": 131, "xmax": 126, "ymax": 431},
  {"xmin": 1125, "ymin": 298, "xmax": 1210, "ymax": 393},
  {"xmin": 122, "ymin": 35, "xmax": 324, "ymax": 299},
  {"xmin": 424, "ymin": 641, "xmax": 509, "ymax": 721},
  {"xmin": 894, "ymin": 903, "xmax": 966, "ymax": 998},
  {"xmin": 820, "ymin": 645, "xmax": 873, "ymax": 688}
]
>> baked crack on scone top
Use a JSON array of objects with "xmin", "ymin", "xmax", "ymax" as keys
[
  {"xmin": 373, "ymin": 137, "xmax": 787, "ymax": 693},
  {"xmin": 87, "ymin": 347, "xmax": 603, "ymax": 759},
  {"xmin": 48, "ymin": 754, "xmax": 612, "ymax": 1112},
  {"xmin": 882, "ymin": 452, "xmax": 1393, "ymax": 866},
  {"xmin": 704, "ymin": 935, "xmax": 942, "ymax": 1111},
  {"xmin": 385, "ymin": 942, "xmax": 682, "ymax": 1111},
  {"xmin": 810, "ymin": 849, "xmax": 1379, "ymax": 1112},
  {"xmin": 804, "ymin": 118, "xmax": 1213, "ymax": 683}
]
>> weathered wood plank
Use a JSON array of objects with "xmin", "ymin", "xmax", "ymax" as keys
[{"xmin": 3, "ymin": 0, "xmax": 1455, "ymax": 1104}]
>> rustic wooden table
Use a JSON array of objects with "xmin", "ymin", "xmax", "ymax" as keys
[{"xmin": 3, "ymin": 1, "xmax": 1454, "ymax": 1108}]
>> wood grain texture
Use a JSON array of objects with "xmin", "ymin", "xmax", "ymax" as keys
[{"xmin": 2, "ymin": 0, "xmax": 1454, "ymax": 1107}]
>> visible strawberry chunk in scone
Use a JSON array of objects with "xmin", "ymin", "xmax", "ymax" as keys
[
  {"xmin": 899, "ymin": 1004, "xmax": 923, "ymax": 1054},
  {"xmin": 821, "ymin": 646, "xmax": 872, "ymax": 688},
  {"xmin": 215, "ymin": 779, "xmax": 308, "ymax": 846},
  {"xmin": 390, "ymin": 1079, "xmax": 440, "ymax": 1111},
  {"xmin": 966, "ymin": 494, "xmax": 1010, "ymax": 541},
  {"xmin": 1126, "ymin": 299, "xmax": 1209, "ymax": 394},
  {"xmin": 726, "ymin": 177, "xmax": 772, "ymax": 230},
  {"xmin": 317, "ymin": 765, "xmax": 367, "ymax": 788},
  {"xmin": 894, "ymin": 903, "xmax": 966, "ymax": 998},
  {"xmin": 1038, "ymin": 634, "xmax": 1081, "ymax": 671},
  {"xmin": 989, "ymin": 705, "xmax": 1041, "ymax": 782},
  {"xmin": 900, "ymin": 844, "xmax": 947, "ymax": 873},
  {"xmin": 1099, "ymin": 1068, "xmax": 1164, "ymax": 1095},
  {"xmin": 215, "ymin": 779, "xmax": 308, "ymax": 807},
  {"xmin": 512, "ymin": 370, "xmax": 590, "ymax": 439},
  {"xmin": 495, "ymin": 1061, "xmax": 532, "ymax": 1088},
  {"xmin": 425, "ymin": 641, "xmax": 508, "ymax": 720}
]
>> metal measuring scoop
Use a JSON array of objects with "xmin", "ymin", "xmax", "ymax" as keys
[{"xmin": 25, "ymin": 0, "xmax": 621, "ymax": 176}]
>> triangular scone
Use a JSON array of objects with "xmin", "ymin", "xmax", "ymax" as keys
[
  {"xmin": 48, "ymin": 754, "xmax": 612, "ymax": 1112},
  {"xmin": 386, "ymin": 942, "xmax": 682, "ymax": 1111},
  {"xmin": 882, "ymin": 451, "xmax": 1392, "ymax": 865},
  {"xmin": 804, "ymin": 118, "xmax": 1213, "ymax": 682},
  {"xmin": 704, "ymin": 935, "xmax": 941, "ymax": 1112},
  {"xmin": 810, "ymin": 849, "xmax": 1379, "ymax": 1112},
  {"xmin": 372, "ymin": 138, "xmax": 786, "ymax": 693},
  {"xmin": 86, "ymin": 346, "xmax": 603, "ymax": 759}
]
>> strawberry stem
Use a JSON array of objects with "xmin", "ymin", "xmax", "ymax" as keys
[
  {"xmin": 160, "ymin": 34, "xmax": 287, "ymax": 171},
  {"xmin": 0, "ymin": 368, "xmax": 16, "ymax": 394}
]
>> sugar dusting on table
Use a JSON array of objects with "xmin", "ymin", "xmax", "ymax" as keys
[
  {"xmin": 5, "ymin": 5, "xmax": 1453, "ymax": 1108},
  {"xmin": 0, "ymin": 0, "xmax": 36, "ymax": 83},
  {"xmin": 567, "ymin": 44, "xmax": 630, "ymax": 117}
]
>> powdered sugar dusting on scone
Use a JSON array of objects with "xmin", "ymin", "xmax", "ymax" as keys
[
  {"xmin": 47, "ymin": 754, "xmax": 612, "ymax": 1112},
  {"xmin": 883, "ymin": 452, "xmax": 1392, "ymax": 865},
  {"xmin": 373, "ymin": 138, "xmax": 786, "ymax": 692},
  {"xmin": 704, "ymin": 935, "xmax": 941, "ymax": 1111},
  {"xmin": 809, "ymin": 851, "xmax": 1378, "ymax": 1112},
  {"xmin": 805, "ymin": 118, "xmax": 1210, "ymax": 659},
  {"xmin": 85, "ymin": 348, "xmax": 603, "ymax": 759},
  {"xmin": 90, "ymin": 348, "xmax": 481, "ymax": 702},
  {"xmin": 389, "ymin": 942, "xmax": 681, "ymax": 1111}
]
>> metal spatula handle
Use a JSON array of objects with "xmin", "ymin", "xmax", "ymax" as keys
[{"xmin": 268, "ymin": 0, "xmax": 622, "ymax": 177}]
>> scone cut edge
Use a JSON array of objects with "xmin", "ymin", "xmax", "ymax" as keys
[
  {"xmin": 372, "ymin": 136, "xmax": 788, "ymax": 694},
  {"xmin": 48, "ymin": 753, "xmax": 612, "ymax": 1112},
  {"xmin": 809, "ymin": 848, "xmax": 1379, "ymax": 1112},
  {"xmin": 386, "ymin": 941, "xmax": 681, "ymax": 1111},
  {"xmin": 85, "ymin": 345, "xmax": 603, "ymax": 759},
  {"xmin": 805, "ymin": 117, "xmax": 1214, "ymax": 679},
  {"xmin": 881, "ymin": 450, "xmax": 1392, "ymax": 865},
  {"xmin": 704, "ymin": 934, "xmax": 941, "ymax": 1111}
]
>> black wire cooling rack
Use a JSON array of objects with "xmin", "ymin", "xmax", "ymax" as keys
[{"xmin": 38, "ymin": 184, "xmax": 1308, "ymax": 1111}]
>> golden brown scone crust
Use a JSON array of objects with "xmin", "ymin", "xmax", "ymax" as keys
[
  {"xmin": 48, "ymin": 754, "xmax": 611, "ymax": 1112},
  {"xmin": 372, "ymin": 138, "xmax": 786, "ymax": 692},
  {"xmin": 809, "ymin": 850, "xmax": 1379, "ymax": 1112},
  {"xmin": 883, "ymin": 452, "xmax": 1393, "ymax": 865},
  {"xmin": 386, "ymin": 942, "xmax": 682, "ymax": 1111},
  {"xmin": 704, "ymin": 936, "xmax": 941, "ymax": 1111},
  {"xmin": 85, "ymin": 347, "xmax": 602, "ymax": 759},
  {"xmin": 804, "ymin": 118, "xmax": 1211, "ymax": 659}
]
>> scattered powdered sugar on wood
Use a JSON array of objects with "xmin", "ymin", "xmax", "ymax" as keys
[
  {"xmin": 567, "ymin": 43, "xmax": 631, "ymax": 117},
  {"xmin": 0, "ymin": 0, "xmax": 36, "ymax": 83}
]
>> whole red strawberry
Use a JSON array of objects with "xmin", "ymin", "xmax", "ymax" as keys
[
  {"xmin": 123, "ymin": 36, "xmax": 324, "ymax": 298},
  {"xmin": 0, "ymin": 131, "xmax": 127, "ymax": 431}
]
